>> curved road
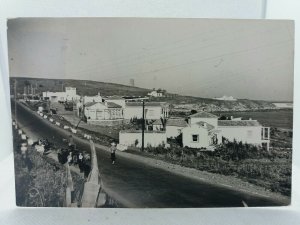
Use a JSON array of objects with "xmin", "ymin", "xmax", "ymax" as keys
[{"xmin": 13, "ymin": 101, "xmax": 286, "ymax": 208}]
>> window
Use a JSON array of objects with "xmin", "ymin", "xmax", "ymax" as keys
[{"xmin": 192, "ymin": 134, "xmax": 199, "ymax": 142}]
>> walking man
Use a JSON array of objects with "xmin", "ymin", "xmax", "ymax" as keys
[{"xmin": 110, "ymin": 142, "xmax": 117, "ymax": 164}]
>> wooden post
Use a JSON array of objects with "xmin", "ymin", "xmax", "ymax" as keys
[
  {"xmin": 142, "ymin": 101, "xmax": 145, "ymax": 151},
  {"xmin": 14, "ymin": 79, "xmax": 17, "ymax": 124}
]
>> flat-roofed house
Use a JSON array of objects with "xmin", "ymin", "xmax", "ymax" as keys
[
  {"xmin": 166, "ymin": 118, "xmax": 188, "ymax": 138},
  {"xmin": 181, "ymin": 111, "xmax": 270, "ymax": 150},
  {"xmin": 124, "ymin": 102, "xmax": 169, "ymax": 120},
  {"xmin": 43, "ymin": 87, "xmax": 80, "ymax": 102},
  {"xmin": 218, "ymin": 120, "xmax": 270, "ymax": 149},
  {"xmin": 84, "ymin": 101, "xmax": 124, "ymax": 126}
]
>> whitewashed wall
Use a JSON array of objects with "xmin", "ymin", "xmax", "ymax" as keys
[
  {"xmin": 182, "ymin": 126, "xmax": 209, "ymax": 148},
  {"xmin": 166, "ymin": 126, "xmax": 184, "ymax": 138},
  {"xmin": 218, "ymin": 126, "xmax": 263, "ymax": 144},
  {"xmin": 119, "ymin": 131, "xmax": 167, "ymax": 148}
]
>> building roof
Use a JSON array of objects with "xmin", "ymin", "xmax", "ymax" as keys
[
  {"xmin": 218, "ymin": 120, "xmax": 261, "ymax": 127},
  {"xmin": 189, "ymin": 111, "xmax": 219, "ymax": 118},
  {"xmin": 152, "ymin": 119, "xmax": 163, "ymax": 125},
  {"xmin": 84, "ymin": 101, "xmax": 122, "ymax": 108},
  {"xmin": 125, "ymin": 102, "xmax": 167, "ymax": 107},
  {"xmin": 104, "ymin": 96, "xmax": 125, "ymax": 100},
  {"xmin": 120, "ymin": 129, "xmax": 165, "ymax": 133},
  {"xmin": 166, "ymin": 118, "xmax": 188, "ymax": 127},
  {"xmin": 85, "ymin": 102, "xmax": 98, "ymax": 107},
  {"xmin": 195, "ymin": 121, "xmax": 215, "ymax": 131},
  {"xmin": 106, "ymin": 102, "xmax": 122, "ymax": 108}
]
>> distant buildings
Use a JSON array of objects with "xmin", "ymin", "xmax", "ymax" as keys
[
  {"xmin": 148, "ymin": 89, "xmax": 165, "ymax": 98},
  {"xmin": 273, "ymin": 102, "xmax": 293, "ymax": 109},
  {"xmin": 124, "ymin": 102, "xmax": 169, "ymax": 120},
  {"xmin": 43, "ymin": 87, "xmax": 80, "ymax": 102},
  {"xmin": 214, "ymin": 95, "xmax": 237, "ymax": 101}
]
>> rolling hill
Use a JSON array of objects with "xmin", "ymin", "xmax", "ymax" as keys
[{"xmin": 10, "ymin": 77, "xmax": 277, "ymax": 112}]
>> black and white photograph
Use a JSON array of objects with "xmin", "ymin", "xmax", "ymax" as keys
[{"xmin": 8, "ymin": 18, "xmax": 294, "ymax": 208}]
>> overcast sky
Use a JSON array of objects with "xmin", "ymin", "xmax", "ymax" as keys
[{"xmin": 7, "ymin": 18, "xmax": 294, "ymax": 101}]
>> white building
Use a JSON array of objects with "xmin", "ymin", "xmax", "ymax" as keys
[
  {"xmin": 181, "ymin": 111, "xmax": 270, "ymax": 150},
  {"xmin": 124, "ymin": 102, "xmax": 169, "ymax": 120},
  {"xmin": 182, "ymin": 121, "xmax": 217, "ymax": 149},
  {"xmin": 214, "ymin": 95, "xmax": 237, "ymax": 101},
  {"xmin": 43, "ymin": 87, "xmax": 80, "ymax": 102},
  {"xmin": 166, "ymin": 118, "xmax": 188, "ymax": 138},
  {"xmin": 147, "ymin": 90, "xmax": 164, "ymax": 97},
  {"xmin": 218, "ymin": 120, "xmax": 270, "ymax": 148},
  {"xmin": 84, "ymin": 101, "xmax": 124, "ymax": 126}
]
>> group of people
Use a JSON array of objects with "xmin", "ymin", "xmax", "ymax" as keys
[{"xmin": 57, "ymin": 136, "xmax": 92, "ymax": 177}]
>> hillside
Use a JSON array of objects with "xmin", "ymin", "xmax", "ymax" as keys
[
  {"xmin": 10, "ymin": 77, "xmax": 150, "ymax": 97},
  {"xmin": 10, "ymin": 77, "xmax": 276, "ymax": 112}
]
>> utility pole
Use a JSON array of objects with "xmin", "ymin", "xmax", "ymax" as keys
[
  {"xmin": 141, "ymin": 101, "xmax": 145, "ymax": 151},
  {"xmin": 14, "ymin": 79, "xmax": 17, "ymax": 124}
]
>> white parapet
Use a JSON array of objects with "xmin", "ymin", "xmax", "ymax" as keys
[
  {"xmin": 27, "ymin": 139, "xmax": 34, "ymax": 145},
  {"xmin": 21, "ymin": 144, "xmax": 28, "ymax": 154},
  {"xmin": 21, "ymin": 134, "xmax": 27, "ymax": 140},
  {"xmin": 49, "ymin": 118, "xmax": 54, "ymax": 122},
  {"xmin": 12, "ymin": 121, "xmax": 16, "ymax": 126},
  {"xmin": 56, "ymin": 122, "xmax": 61, "ymax": 126},
  {"xmin": 43, "ymin": 115, "xmax": 48, "ymax": 119},
  {"xmin": 83, "ymin": 134, "xmax": 87, "ymax": 138},
  {"xmin": 14, "ymin": 125, "xmax": 18, "ymax": 129},
  {"xmin": 63, "ymin": 125, "xmax": 70, "ymax": 130},
  {"xmin": 18, "ymin": 129, "xmax": 22, "ymax": 135}
]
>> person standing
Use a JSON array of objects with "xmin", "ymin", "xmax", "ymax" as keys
[
  {"xmin": 110, "ymin": 142, "xmax": 117, "ymax": 164},
  {"xmin": 78, "ymin": 152, "xmax": 84, "ymax": 172}
]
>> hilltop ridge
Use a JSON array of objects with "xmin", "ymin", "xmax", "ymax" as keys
[{"xmin": 10, "ymin": 77, "xmax": 277, "ymax": 112}]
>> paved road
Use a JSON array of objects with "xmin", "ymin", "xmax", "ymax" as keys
[{"xmin": 13, "ymin": 101, "xmax": 286, "ymax": 208}]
